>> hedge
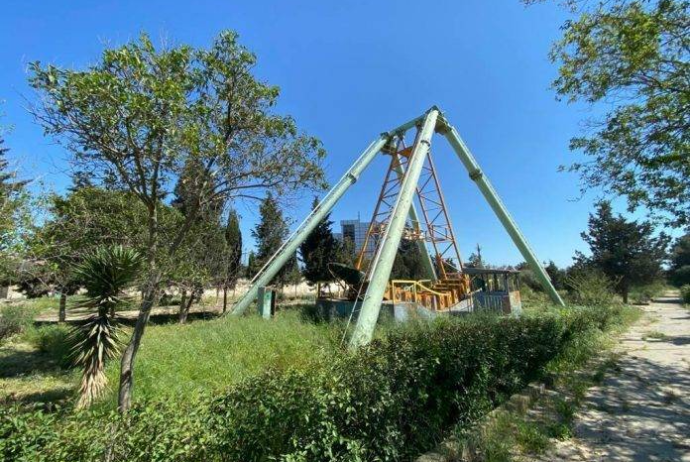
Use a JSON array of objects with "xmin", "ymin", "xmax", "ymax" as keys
[{"xmin": 1, "ymin": 305, "xmax": 625, "ymax": 462}]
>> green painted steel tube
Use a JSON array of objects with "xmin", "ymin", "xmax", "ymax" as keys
[
  {"xmin": 388, "ymin": 105, "xmax": 441, "ymax": 135},
  {"xmin": 442, "ymin": 122, "xmax": 565, "ymax": 307},
  {"xmin": 230, "ymin": 135, "xmax": 389, "ymax": 315},
  {"xmin": 349, "ymin": 109, "xmax": 440, "ymax": 347},
  {"xmin": 392, "ymin": 160, "xmax": 437, "ymax": 281}
]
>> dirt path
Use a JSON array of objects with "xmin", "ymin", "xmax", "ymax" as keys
[{"xmin": 543, "ymin": 296, "xmax": 690, "ymax": 461}]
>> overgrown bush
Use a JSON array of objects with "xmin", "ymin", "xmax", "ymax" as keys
[
  {"xmin": 681, "ymin": 285, "xmax": 690, "ymax": 305},
  {"xmin": 0, "ymin": 304, "xmax": 34, "ymax": 343},
  {"xmin": 629, "ymin": 281, "xmax": 666, "ymax": 305},
  {"xmin": 26, "ymin": 325, "xmax": 73, "ymax": 368},
  {"xmin": 564, "ymin": 269, "xmax": 617, "ymax": 307},
  {"xmin": 1, "ymin": 305, "xmax": 627, "ymax": 462}
]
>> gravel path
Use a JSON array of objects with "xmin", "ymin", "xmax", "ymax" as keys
[{"xmin": 543, "ymin": 296, "xmax": 690, "ymax": 461}]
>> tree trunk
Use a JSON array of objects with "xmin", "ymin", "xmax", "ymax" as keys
[
  {"xmin": 179, "ymin": 289, "xmax": 193, "ymax": 325},
  {"xmin": 179, "ymin": 289, "xmax": 188, "ymax": 324},
  {"xmin": 58, "ymin": 292, "xmax": 67, "ymax": 323},
  {"xmin": 623, "ymin": 287, "xmax": 629, "ymax": 304},
  {"xmin": 118, "ymin": 203, "xmax": 160, "ymax": 414},
  {"xmin": 118, "ymin": 279, "xmax": 159, "ymax": 413},
  {"xmin": 222, "ymin": 287, "xmax": 228, "ymax": 314},
  {"xmin": 181, "ymin": 294, "xmax": 193, "ymax": 324}
]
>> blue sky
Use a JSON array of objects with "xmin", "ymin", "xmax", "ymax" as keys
[{"xmin": 1, "ymin": 0, "xmax": 676, "ymax": 267}]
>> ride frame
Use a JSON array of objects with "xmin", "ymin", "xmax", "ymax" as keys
[{"xmin": 230, "ymin": 106, "xmax": 565, "ymax": 348}]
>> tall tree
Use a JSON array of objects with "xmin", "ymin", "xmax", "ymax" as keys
[
  {"xmin": 252, "ymin": 194, "xmax": 298, "ymax": 289},
  {"xmin": 529, "ymin": 0, "xmax": 689, "ymax": 226},
  {"xmin": 576, "ymin": 201, "xmax": 669, "ymax": 302},
  {"xmin": 299, "ymin": 198, "xmax": 342, "ymax": 285},
  {"xmin": 29, "ymin": 31, "xmax": 325, "ymax": 412},
  {"xmin": 668, "ymin": 232, "xmax": 690, "ymax": 286},
  {"xmin": 171, "ymin": 160, "xmax": 227, "ymax": 323},
  {"xmin": 246, "ymin": 250, "xmax": 257, "ymax": 279},
  {"xmin": 221, "ymin": 209, "xmax": 242, "ymax": 312},
  {"xmin": 0, "ymin": 132, "xmax": 30, "ymax": 285},
  {"xmin": 544, "ymin": 260, "xmax": 567, "ymax": 291}
]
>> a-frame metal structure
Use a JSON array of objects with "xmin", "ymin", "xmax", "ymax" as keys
[{"xmin": 231, "ymin": 107, "xmax": 565, "ymax": 347}]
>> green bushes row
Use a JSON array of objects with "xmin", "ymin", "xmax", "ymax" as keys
[{"xmin": 1, "ymin": 305, "xmax": 626, "ymax": 462}]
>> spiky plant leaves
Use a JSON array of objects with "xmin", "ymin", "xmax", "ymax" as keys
[
  {"xmin": 69, "ymin": 246, "xmax": 143, "ymax": 408},
  {"xmin": 70, "ymin": 313, "xmax": 126, "ymax": 409},
  {"xmin": 75, "ymin": 245, "xmax": 144, "ymax": 307}
]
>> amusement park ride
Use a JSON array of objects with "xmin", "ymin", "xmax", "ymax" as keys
[{"xmin": 231, "ymin": 107, "xmax": 564, "ymax": 348}]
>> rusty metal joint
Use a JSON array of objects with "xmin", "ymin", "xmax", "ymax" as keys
[{"xmin": 469, "ymin": 169, "xmax": 483, "ymax": 181}]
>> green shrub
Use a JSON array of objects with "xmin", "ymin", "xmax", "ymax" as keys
[
  {"xmin": 0, "ymin": 304, "xmax": 35, "ymax": 343},
  {"xmin": 565, "ymin": 269, "xmax": 617, "ymax": 307},
  {"xmin": 1, "ymin": 305, "xmax": 626, "ymax": 462},
  {"xmin": 629, "ymin": 281, "xmax": 666, "ymax": 304},
  {"xmin": 681, "ymin": 285, "xmax": 690, "ymax": 305},
  {"xmin": 26, "ymin": 325, "xmax": 73, "ymax": 368}
]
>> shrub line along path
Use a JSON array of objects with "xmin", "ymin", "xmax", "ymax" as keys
[{"xmin": 537, "ymin": 295, "xmax": 690, "ymax": 462}]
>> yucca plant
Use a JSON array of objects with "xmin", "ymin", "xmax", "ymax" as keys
[{"xmin": 69, "ymin": 245, "xmax": 143, "ymax": 409}]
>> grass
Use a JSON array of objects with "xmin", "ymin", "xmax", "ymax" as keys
[
  {"xmin": 102, "ymin": 308, "xmax": 338, "ymax": 404},
  {"xmin": 1, "ymin": 301, "xmax": 340, "ymax": 409}
]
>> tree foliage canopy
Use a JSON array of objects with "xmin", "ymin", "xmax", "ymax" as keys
[
  {"xmin": 28, "ymin": 30, "xmax": 326, "ymax": 410},
  {"xmin": 299, "ymin": 198, "xmax": 342, "ymax": 285},
  {"xmin": 669, "ymin": 232, "xmax": 690, "ymax": 286},
  {"xmin": 576, "ymin": 201, "xmax": 669, "ymax": 301},
  {"xmin": 29, "ymin": 30, "xmax": 326, "ymax": 253},
  {"xmin": 547, "ymin": 0, "xmax": 689, "ymax": 226},
  {"xmin": 252, "ymin": 194, "xmax": 299, "ymax": 288},
  {"xmin": 0, "ymin": 133, "xmax": 30, "ymax": 282},
  {"xmin": 223, "ymin": 209, "xmax": 243, "ymax": 289}
]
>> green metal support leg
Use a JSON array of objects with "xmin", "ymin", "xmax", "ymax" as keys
[
  {"xmin": 441, "ymin": 119, "xmax": 565, "ymax": 307},
  {"xmin": 349, "ymin": 109, "xmax": 440, "ymax": 348},
  {"xmin": 230, "ymin": 135, "xmax": 389, "ymax": 315}
]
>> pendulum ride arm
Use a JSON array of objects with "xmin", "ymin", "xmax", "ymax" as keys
[
  {"xmin": 349, "ymin": 109, "xmax": 440, "ymax": 347},
  {"xmin": 438, "ymin": 116, "xmax": 565, "ymax": 307},
  {"xmin": 230, "ymin": 135, "xmax": 389, "ymax": 315}
]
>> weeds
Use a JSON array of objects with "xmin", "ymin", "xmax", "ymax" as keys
[
  {"xmin": 0, "ymin": 304, "xmax": 37, "ymax": 343},
  {"xmin": 643, "ymin": 330, "xmax": 668, "ymax": 341}
]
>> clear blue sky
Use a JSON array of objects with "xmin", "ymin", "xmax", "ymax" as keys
[{"xmin": 1, "ymin": 0, "xmax": 674, "ymax": 267}]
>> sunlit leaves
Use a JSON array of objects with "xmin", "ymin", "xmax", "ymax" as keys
[{"xmin": 549, "ymin": 0, "xmax": 689, "ymax": 226}]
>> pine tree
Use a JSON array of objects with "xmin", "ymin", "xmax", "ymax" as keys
[
  {"xmin": 252, "ymin": 194, "xmax": 298, "ymax": 288},
  {"xmin": 0, "ymin": 135, "xmax": 29, "ymax": 281},
  {"xmin": 171, "ymin": 160, "xmax": 227, "ymax": 322},
  {"xmin": 576, "ymin": 201, "xmax": 669, "ymax": 303},
  {"xmin": 0, "ymin": 135, "xmax": 28, "ymax": 208},
  {"xmin": 299, "ymin": 198, "xmax": 342, "ymax": 285},
  {"xmin": 544, "ymin": 261, "xmax": 566, "ymax": 290},
  {"xmin": 246, "ymin": 251, "xmax": 257, "ymax": 279},
  {"xmin": 219, "ymin": 209, "xmax": 243, "ymax": 312},
  {"xmin": 225, "ymin": 209, "xmax": 242, "ymax": 287},
  {"xmin": 391, "ymin": 239, "xmax": 428, "ymax": 280},
  {"xmin": 669, "ymin": 232, "xmax": 690, "ymax": 287}
]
